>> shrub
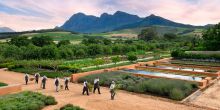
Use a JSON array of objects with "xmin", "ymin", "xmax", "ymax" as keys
[
  {"xmin": 39, "ymin": 71, "xmax": 71, "ymax": 78},
  {"xmin": 45, "ymin": 96, "xmax": 57, "ymax": 105},
  {"xmin": 60, "ymin": 104, "xmax": 84, "ymax": 110},
  {"xmin": 0, "ymin": 82, "xmax": 8, "ymax": 87},
  {"xmin": 0, "ymin": 91, "xmax": 57, "ymax": 110},
  {"xmin": 169, "ymin": 88, "xmax": 185, "ymax": 100}
]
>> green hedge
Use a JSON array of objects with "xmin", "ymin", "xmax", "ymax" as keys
[
  {"xmin": 39, "ymin": 71, "xmax": 71, "ymax": 78},
  {"xmin": 0, "ymin": 82, "xmax": 8, "ymax": 87},
  {"xmin": 78, "ymin": 72, "xmax": 198, "ymax": 100},
  {"xmin": 60, "ymin": 104, "xmax": 84, "ymax": 110},
  {"xmin": 0, "ymin": 91, "xmax": 57, "ymax": 110},
  {"xmin": 171, "ymin": 50, "xmax": 220, "ymax": 60}
]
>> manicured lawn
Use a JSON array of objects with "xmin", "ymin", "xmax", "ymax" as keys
[
  {"xmin": 78, "ymin": 71, "xmax": 198, "ymax": 100},
  {"xmin": 0, "ymin": 82, "xmax": 8, "ymax": 87},
  {"xmin": 0, "ymin": 91, "xmax": 57, "ymax": 110}
]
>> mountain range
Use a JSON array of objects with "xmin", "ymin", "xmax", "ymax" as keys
[
  {"xmin": 60, "ymin": 11, "xmax": 200, "ymax": 33},
  {"xmin": 0, "ymin": 27, "xmax": 15, "ymax": 33}
]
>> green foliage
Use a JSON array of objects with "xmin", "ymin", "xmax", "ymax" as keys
[
  {"xmin": 127, "ymin": 52, "xmax": 137, "ymax": 62},
  {"xmin": 60, "ymin": 104, "xmax": 84, "ymax": 110},
  {"xmin": 138, "ymin": 27, "xmax": 158, "ymax": 41},
  {"xmin": 39, "ymin": 71, "xmax": 71, "ymax": 78},
  {"xmin": 57, "ymin": 40, "xmax": 71, "ymax": 47},
  {"xmin": 78, "ymin": 72, "xmax": 198, "ymax": 100},
  {"xmin": 111, "ymin": 56, "xmax": 121, "ymax": 64},
  {"xmin": 169, "ymin": 88, "xmax": 185, "ymax": 100},
  {"xmin": 94, "ymin": 58, "xmax": 105, "ymax": 67},
  {"xmin": 31, "ymin": 36, "xmax": 54, "ymax": 47},
  {"xmin": 164, "ymin": 33, "xmax": 177, "ymax": 40},
  {"xmin": 9, "ymin": 36, "xmax": 31, "ymax": 47},
  {"xmin": 0, "ymin": 82, "xmax": 8, "ymax": 87},
  {"xmin": 202, "ymin": 23, "xmax": 220, "ymax": 50},
  {"xmin": 0, "ymin": 91, "xmax": 57, "ymax": 110},
  {"xmin": 171, "ymin": 50, "xmax": 220, "ymax": 60}
]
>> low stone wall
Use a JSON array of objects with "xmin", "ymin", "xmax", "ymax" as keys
[
  {"xmin": 0, "ymin": 84, "xmax": 22, "ymax": 96},
  {"xmin": 137, "ymin": 66, "xmax": 220, "ymax": 77}
]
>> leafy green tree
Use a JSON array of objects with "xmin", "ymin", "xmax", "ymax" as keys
[
  {"xmin": 164, "ymin": 33, "xmax": 177, "ymax": 40},
  {"xmin": 103, "ymin": 46, "xmax": 112, "ymax": 55},
  {"xmin": 59, "ymin": 46, "xmax": 73, "ymax": 59},
  {"xmin": 31, "ymin": 36, "xmax": 54, "ymax": 47},
  {"xmin": 2, "ymin": 45, "xmax": 22, "ymax": 59},
  {"xmin": 40, "ymin": 45, "xmax": 59, "ymax": 59},
  {"xmin": 103, "ymin": 38, "xmax": 112, "ymax": 45},
  {"xmin": 9, "ymin": 36, "xmax": 31, "ymax": 47},
  {"xmin": 21, "ymin": 44, "xmax": 41, "ymax": 59},
  {"xmin": 75, "ymin": 49, "xmax": 86, "ymax": 58},
  {"xmin": 202, "ymin": 23, "xmax": 220, "ymax": 50},
  {"xmin": 111, "ymin": 56, "xmax": 120, "ymax": 64},
  {"xmin": 57, "ymin": 40, "xmax": 71, "ymax": 47},
  {"xmin": 138, "ymin": 27, "xmax": 158, "ymax": 41},
  {"xmin": 127, "ymin": 52, "xmax": 137, "ymax": 62},
  {"xmin": 87, "ymin": 44, "xmax": 103, "ymax": 56}
]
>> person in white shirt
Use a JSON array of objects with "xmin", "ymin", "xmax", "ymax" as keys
[
  {"xmin": 110, "ymin": 81, "xmax": 116, "ymax": 100},
  {"xmin": 82, "ymin": 81, "xmax": 89, "ymax": 96},
  {"xmin": 34, "ymin": 73, "xmax": 40, "ymax": 84},
  {"xmin": 24, "ymin": 73, "xmax": 29, "ymax": 85},
  {"xmin": 93, "ymin": 77, "xmax": 101, "ymax": 94},
  {"xmin": 54, "ymin": 77, "xmax": 60, "ymax": 92},
  {"xmin": 41, "ymin": 75, "xmax": 47, "ymax": 89}
]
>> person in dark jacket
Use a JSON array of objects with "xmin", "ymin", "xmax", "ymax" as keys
[
  {"xmin": 34, "ymin": 73, "xmax": 40, "ymax": 84},
  {"xmin": 82, "ymin": 81, "xmax": 89, "ymax": 96},
  {"xmin": 64, "ymin": 77, "xmax": 69, "ymax": 90},
  {"xmin": 93, "ymin": 77, "xmax": 101, "ymax": 94},
  {"xmin": 54, "ymin": 77, "xmax": 59, "ymax": 92},
  {"xmin": 41, "ymin": 75, "xmax": 47, "ymax": 89},
  {"xmin": 24, "ymin": 73, "xmax": 29, "ymax": 85}
]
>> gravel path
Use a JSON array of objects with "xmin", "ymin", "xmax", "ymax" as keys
[
  {"xmin": 0, "ymin": 69, "xmax": 207, "ymax": 110},
  {"xmin": 192, "ymin": 80, "xmax": 220, "ymax": 110}
]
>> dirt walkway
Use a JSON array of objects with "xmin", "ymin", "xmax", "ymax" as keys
[
  {"xmin": 192, "ymin": 80, "xmax": 220, "ymax": 109},
  {"xmin": 0, "ymin": 69, "xmax": 207, "ymax": 110}
]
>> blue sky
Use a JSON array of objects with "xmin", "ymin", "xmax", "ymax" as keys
[{"xmin": 0, "ymin": 0, "xmax": 219, "ymax": 31}]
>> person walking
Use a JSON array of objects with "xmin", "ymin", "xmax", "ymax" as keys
[
  {"xmin": 110, "ymin": 81, "xmax": 116, "ymax": 100},
  {"xmin": 64, "ymin": 77, "xmax": 69, "ymax": 90},
  {"xmin": 24, "ymin": 73, "xmax": 29, "ymax": 85},
  {"xmin": 82, "ymin": 80, "xmax": 89, "ymax": 96},
  {"xmin": 41, "ymin": 75, "xmax": 47, "ymax": 89},
  {"xmin": 54, "ymin": 77, "xmax": 60, "ymax": 92},
  {"xmin": 93, "ymin": 77, "xmax": 101, "ymax": 94},
  {"xmin": 34, "ymin": 73, "xmax": 40, "ymax": 84}
]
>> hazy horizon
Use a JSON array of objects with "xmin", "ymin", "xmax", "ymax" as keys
[{"xmin": 0, "ymin": 0, "xmax": 220, "ymax": 31}]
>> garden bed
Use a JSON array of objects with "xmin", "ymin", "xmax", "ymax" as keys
[
  {"xmin": 0, "ymin": 91, "xmax": 57, "ymax": 110},
  {"xmin": 78, "ymin": 71, "xmax": 198, "ymax": 100}
]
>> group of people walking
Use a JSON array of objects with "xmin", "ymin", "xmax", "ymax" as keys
[
  {"xmin": 24, "ymin": 74, "xmax": 116, "ymax": 100},
  {"xmin": 82, "ymin": 77, "xmax": 116, "ymax": 100},
  {"xmin": 24, "ymin": 73, "xmax": 69, "ymax": 91}
]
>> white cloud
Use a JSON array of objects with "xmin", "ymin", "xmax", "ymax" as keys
[{"xmin": 0, "ymin": 0, "xmax": 220, "ymax": 31}]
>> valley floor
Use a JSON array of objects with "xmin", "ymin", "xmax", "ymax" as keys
[{"xmin": 0, "ymin": 69, "xmax": 212, "ymax": 110}]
